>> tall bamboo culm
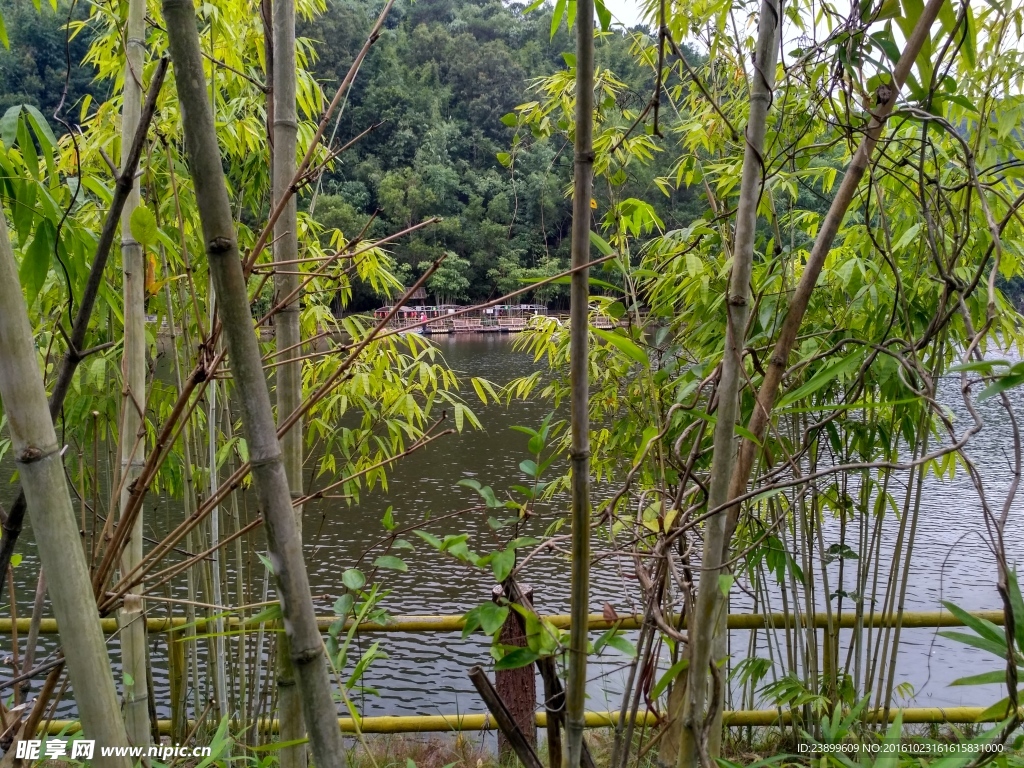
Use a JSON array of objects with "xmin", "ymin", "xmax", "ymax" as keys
[
  {"xmin": 565, "ymin": 0, "xmax": 594, "ymax": 765},
  {"xmin": 117, "ymin": 0, "xmax": 151, "ymax": 746},
  {"xmin": 160, "ymin": 2, "xmax": 345, "ymax": 765},
  {"xmin": 271, "ymin": 0, "xmax": 308, "ymax": 764},
  {"xmin": 662, "ymin": 5, "xmax": 781, "ymax": 768},
  {"xmin": 0, "ymin": 209, "xmax": 133, "ymax": 768}
]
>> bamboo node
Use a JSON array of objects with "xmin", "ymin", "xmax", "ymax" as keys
[
  {"xmin": 15, "ymin": 446, "xmax": 53, "ymax": 464},
  {"xmin": 250, "ymin": 453, "xmax": 283, "ymax": 468},
  {"xmin": 292, "ymin": 645, "xmax": 324, "ymax": 665},
  {"xmin": 207, "ymin": 236, "xmax": 234, "ymax": 254}
]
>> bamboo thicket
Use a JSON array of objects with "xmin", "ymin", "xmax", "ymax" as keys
[
  {"xmin": 160, "ymin": 0, "xmax": 345, "ymax": 764},
  {"xmin": 0, "ymin": 208, "xmax": 133, "ymax": 768}
]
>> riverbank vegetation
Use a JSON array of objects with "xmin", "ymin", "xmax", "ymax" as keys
[{"xmin": 0, "ymin": 0, "xmax": 1022, "ymax": 765}]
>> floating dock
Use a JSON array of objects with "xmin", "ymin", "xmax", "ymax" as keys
[{"xmin": 377, "ymin": 303, "xmax": 550, "ymax": 335}]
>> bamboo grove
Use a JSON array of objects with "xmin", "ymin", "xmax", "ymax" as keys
[{"xmin": 0, "ymin": 0, "xmax": 1022, "ymax": 765}]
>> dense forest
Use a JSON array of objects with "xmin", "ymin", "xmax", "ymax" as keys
[{"xmin": 0, "ymin": 0, "xmax": 710, "ymax": 306}]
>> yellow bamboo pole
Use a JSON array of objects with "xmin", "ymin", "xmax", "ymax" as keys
[
  {"xmin": 38, "ymin": 706, "xmax": 1010, "ymax": 736},
  {"xmin": 0, "ymin": 610, "xmax": 1004, "ymax": 635}
]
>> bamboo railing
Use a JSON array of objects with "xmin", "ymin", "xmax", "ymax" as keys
[{"xmin": 2, "ymin": 609, "xmax": 1006, "ymax": 736}]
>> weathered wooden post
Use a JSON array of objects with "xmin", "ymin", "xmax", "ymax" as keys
[{"xmin": 492, "ymin": 584, "xmax": 537, "ymax": 759}]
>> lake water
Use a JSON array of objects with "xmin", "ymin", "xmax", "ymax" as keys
[{"xmin": 0, "ymin": 334, "xmax": 1020, "ymax": 723}]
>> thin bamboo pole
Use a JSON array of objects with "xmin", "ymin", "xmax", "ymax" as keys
[
  {"xmin": 667, "ymin": 3, "xmax": 780, "ymax": 766},
  {"xmin": 117, "ymin": 0, "xmax": 150, "ymax": 744},
  {"xmin": 0, "ymin": 609, "xmax": 1003, "ymax": 635},
  {"xmin": 565, "ymin": 0, "xmax": 595, "ymax": 763},
  {"xmin": 207, "ymin": 371, "xmax": 228, "ymax": 720},
  {"xmin": 36, "ymin": 707, "xmax": 1013, "ymax": 737},
  {"xmin": 160, "ymin": 2, "xmax": 345, "ymax": 763},
  {"xmin": 159, "ymin": 242, "xmax": 202, "ymax": 731},
  {"xmin": 272, "ymin": 0, "xmax": 306, "ymax": 761},
  {"xmin": 0, "ymin": 209, "xmax": 132, "ymax": 768}
]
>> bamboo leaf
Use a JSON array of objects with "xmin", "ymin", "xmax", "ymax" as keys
[
  {"xmin": 651, "ymin": 659, "xmax": 688, "ymax": 700},
  {"xmin": 978, "ymin": 373, "xmax": 1024, "ymax": 401},
  {"xmin": 21, "ymin": 105, "xmax": 57, "ymax": 151},
  {"xmin": 777, "ymin": 352, "xmax": 863, "ymax": 408},
  {"xmin": 20, "ymin": 219, "xmax": 53, "ymax": 305},
  {"xmin": 589, "ymin": 229, "xmax": 614, "ymax": 255},
  {"xmin": 592, "ymin": 327, "xmax": 648, "ymax": 367},
  {"xmin": 550, "ymin": 0, "xmax": 566, "ymax": 39},
  {"xmin": 718, "ymin": 574, "xmax": 735, "ymax": 597},
  {"xmin": 0, "ymin": 106, "xmax": 19, "ymax": 147},
  {"xmin": 1008, "ymin": 571, "xmax": 1024, "ymax": 655},
  {"xmin": 243, "ymin": 604, "xmax": 282, "ymax": 627},
  {"xmin": 950, "ymin": 669, "xmax": 1008, "ymax": 686},
  {"xmin": 130, "ymin": 204, "xmax": 158, "ymax": 247},
  {"xmin": 940, "ymin": 601, "xmax": 1006, "ymax": 647},
  {"xmin": 949, "ymin": 359, "xmax": 1009, "ymax": 373},
  {"xmin": 874, "ymin": 712, "xmax": 903, "ymax": 768},
  {"xmin": 938, "ymin": 630, "xmax": 1007, "ymax": 658}
]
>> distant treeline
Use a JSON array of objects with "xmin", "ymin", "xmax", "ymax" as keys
[{"xmin": 0, "ymin": 0, "xmax": 711, "ymax": 307}]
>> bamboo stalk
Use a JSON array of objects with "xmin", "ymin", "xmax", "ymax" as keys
[
  {"xmin": 117, "ymin": 0, "xmax": 150, "ymax": 743},
  {"xmin": 0, "ymin": 208, "xmax": 132, "ymax": 767},
  {"xmin": 160, "ymin": 2, "xmax": 345, "ymax": 763},
  {"xmin": 565, "ymin": 0, "xmax": 595, "ymax": 762},
  {"xmin": 272, "ymin": 0, "xmax": 307, "ymax": 760},
  {"xmin": 666, "ymin": 3, "xmax": 780, "ymax": 766},
  {"xmin": 20, "ymin": 568, "xmax": 46, "ymax": 701},
  {"xmin": 0, "ymin": 609, "xmax": 1003, "ymax": 635},
  {"xmin": 35, "ymin": 706, "xmax": 1014, "ymax": 737},
  {"xmin": 207, "ymin": 372, "xmax": 229, "ymax": 720}
]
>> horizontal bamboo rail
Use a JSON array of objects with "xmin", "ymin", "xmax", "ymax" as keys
[
  {"xmin": 37, "ymin": 706, "xmax": 1007, "ymax": 736},
  {"xmin": 11, "ymin": 610, "xmax": 1004, "ymax": 738},
  {"xmin": 0, "ymin": 609, "xmax": 1005, "ymax": 635}
]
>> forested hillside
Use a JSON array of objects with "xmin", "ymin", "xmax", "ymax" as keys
[
  {"xmin": 303, "ymin": 0, "xmax": 697, "ymax": 305},
  {"xmin": 0, "ymin": 0, "xmax": 707, "ymax": 306}
]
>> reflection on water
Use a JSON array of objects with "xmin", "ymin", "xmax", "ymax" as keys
[{"xmin": 0, "ymin": 334, "xmax": 1020, "ymax": 720}]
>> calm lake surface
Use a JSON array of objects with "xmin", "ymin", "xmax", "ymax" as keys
[{"xmin": 1, "ymin": 334, "xmax": 1021, "ymax": 720}]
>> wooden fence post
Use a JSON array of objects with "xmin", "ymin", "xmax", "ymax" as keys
[{"xmin": 492, "ymin": 583, "xmax": 537, "ymax": 760}]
